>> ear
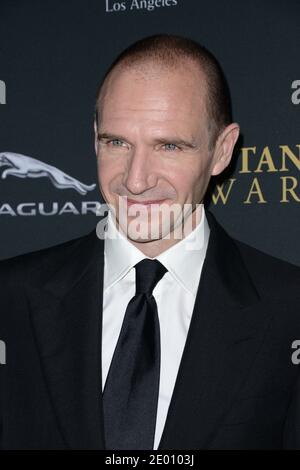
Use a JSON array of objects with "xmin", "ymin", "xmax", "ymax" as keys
[
  {"xmin": 93, "ymin": 117, "xmax": 98, "ymax": 156},
  {"xmin": 211, "ymin": 123, "xmax": 240, "ymax": 176}
]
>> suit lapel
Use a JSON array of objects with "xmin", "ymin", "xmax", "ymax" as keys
[
  {"xmin": 158, "ymin": 210, "xmax": 272, "ymax": 449},
  {"xmin": 27, "ymin": 230, "xmax": 106, "ymax": 449}
]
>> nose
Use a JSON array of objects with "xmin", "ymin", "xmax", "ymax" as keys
[{"xmin": 123, "ymin": 146, "xmax": 158, "ymax": 195}]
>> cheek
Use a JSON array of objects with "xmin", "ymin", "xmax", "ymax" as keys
[
  {"xmin": 97, "ymin": 156, "xmax": 121, "ymax": 188},
  {"xmin": 171, "ymin": 161, "xmax": 209, "ymax": 199},
  {"xmin": 168, "ymin": 165, "xmax": 200, "ymax": 194}
]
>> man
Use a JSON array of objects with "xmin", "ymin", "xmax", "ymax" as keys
[{"xmin": 0, "ymin": 34, "xmax": 300, "ymax": 450}]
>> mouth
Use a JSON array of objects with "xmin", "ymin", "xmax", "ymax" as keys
[{"xmin": 124, "ymin": 198, "xmax": 167, "ymax": 207}]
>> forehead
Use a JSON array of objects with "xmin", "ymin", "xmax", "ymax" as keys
[{"xmin": 99, "ymin": 63, "xmax": 208, "ymax": 134}]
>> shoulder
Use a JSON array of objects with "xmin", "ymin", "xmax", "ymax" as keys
[
  {"xmin": 0, "ymin": 228, "xmax": 103, "ymax": 339},
  {"xmin": 233, "ymin": 237, "xmax": 300, "ymax": 297},
  {"xmin": 0, "ymin": 230, "xmax": 96, "ymax": 285},
  {"xmin": 206, "ymin": 210, "xmax": 300, "ymax": 298}
]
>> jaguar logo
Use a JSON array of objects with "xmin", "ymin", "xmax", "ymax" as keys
[{"xmin": 0, "ymin": 152, "xmax": 96, "ymax": 195}]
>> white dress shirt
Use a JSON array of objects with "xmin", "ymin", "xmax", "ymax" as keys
[{"xmin": 102, "ymin": 205, "xmax": 210, "ymax": 449}]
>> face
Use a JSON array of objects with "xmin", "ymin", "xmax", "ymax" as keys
[{"xmin": 94, "ymin": 62, "xmax": 239, "ymax": 256}]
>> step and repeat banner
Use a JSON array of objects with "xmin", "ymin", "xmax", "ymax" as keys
[{"xmin": 0, "ymin": 0, "xmax": 299, "ymax": 264}]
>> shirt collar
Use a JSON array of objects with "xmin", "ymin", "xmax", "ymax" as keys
[{"xmin": 103, "ymin": 204, "xmax": 210, "ymax": 297}]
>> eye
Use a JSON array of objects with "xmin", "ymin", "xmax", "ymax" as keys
[
  {"xmin": 108, "ymin": 139, "xmax": 125, "ymax": 147},
  {"xmin": 163, "ymin": 143, "xmax": 180, "ymax": 151}
]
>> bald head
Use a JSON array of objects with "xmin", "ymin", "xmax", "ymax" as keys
[{"xmin": 95, "ymin": 34, "xmax": 232, "ymax": 150}]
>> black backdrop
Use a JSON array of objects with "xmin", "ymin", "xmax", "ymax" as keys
[{"xmin": 0, "ymin": 0, "xmax": 299, "ymax": 265}]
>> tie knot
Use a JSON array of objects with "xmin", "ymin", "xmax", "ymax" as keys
[{"xmin": 134, "ymin": 259, "xmax": 167, "ymax": 295}]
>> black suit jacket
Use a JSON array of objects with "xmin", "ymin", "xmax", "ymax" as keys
[{"xmin": 1, "ymin": 210, "xmax": 300, "ymax": 449}]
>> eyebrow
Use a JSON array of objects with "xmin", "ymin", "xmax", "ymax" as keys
[{"xmin": 97, "ymin": 132, "xmax": 197, "ymax": 149}]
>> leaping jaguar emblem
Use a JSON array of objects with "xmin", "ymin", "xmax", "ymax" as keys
[{"xmin": 0, "ymin": 152, "xmax": 96, "ymax": 195}]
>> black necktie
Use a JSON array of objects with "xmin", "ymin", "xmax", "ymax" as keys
[{"xmin": 103, "ymin": 258, "xmax": 168, "ymax": 450}]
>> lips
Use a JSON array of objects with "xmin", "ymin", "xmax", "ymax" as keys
[{"xmin": 126, "ymin": 198, "xmax": 166, "ymax": 206}]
